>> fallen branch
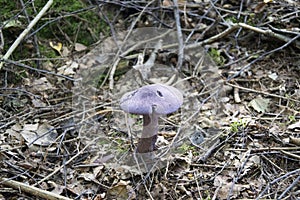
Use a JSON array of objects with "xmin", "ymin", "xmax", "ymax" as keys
[
  {"xmin": 238, "ymin": 22, "xmax": 300, "ymax": 49},
  {"xmin": 226, "ymin": 82, "xmax": 300, "ymax": 103},
  {"xmin": 0, "ymin": 178, "xmax": 72, "ymax": 200},
  {"xmin": 186, "ymin": 22, "xmax": 300, "ymax": 50},
  {"xmin": 257, "ymin": 168, "xmax": 300, "ymax": 199}
]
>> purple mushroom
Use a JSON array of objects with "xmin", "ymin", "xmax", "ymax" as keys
[{"xmin": 120, "ymin": 84, "xmax": 183, "ymax": 153}]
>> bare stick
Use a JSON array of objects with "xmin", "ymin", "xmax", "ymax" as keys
[
  {"xmin": 257, "ymin": 169, "xmax": 300, "ymax": 199},
  {"xmin": 238, "ymin": 22, "xmax": 300, "ymax": 49},
  {"xmin": 278, "ymin": 175, "xmax": 300, "ymax": 199},
  {"xmin": 1, "ymin": 178, "xmax": 72, "ymax": 200},
  {"xmin": 0, "ymin": 0, "xmax": 53, "ymax": 70},
  {"xmin": 186, "ymin": 24, "xmax": 239, "ymax": 49},
  {"xmin": 185, "ymin": 22, "xmax": 300, "ymax": 50},
  {"xmin": 173, "ymin": 0, "xmax": 184, "ymax": 70},
  {"xmin": 226, "ymin": 82, "xmax": 300, "ymax": 103},
  {"xmin": 1, "ymin": 58, "xmax": 74, "ymax": 80}
]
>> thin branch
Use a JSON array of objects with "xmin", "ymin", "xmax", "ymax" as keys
[
  {"xmin": 185, "ymin": 24, "xmax": 239, "ymax": 49},
  {"xmin": 1, "ymin": 178, "xmax": 72, "ymax": 200},
  {"xmin": 33, "ymin": 136, "xmax": 100, "ymax": 186},
  {"xmin": 256, "ymin": 169, "xmax": 300, "ymax": 199},
  {"xmin": 1, "ymin": 58, "xmax": 74, "ymax": 81},
  {"xmin": 20, "ymin": 0, "xmax": 41, "ymax": 68},
  {"xmin": 226, "ymin": 82, "xmax": 300, "ymax": 103},
  {"xmin": 238, "ymin": 22, "xmax": 300, "ymax": 49},
  {"xmin": 173, "ymin": 0, "xmax": 184, "ymax": 70},
  {"xmin": 185, "ymin": 21, "xmax": 300, "ymax": 50},
  {"xmin": 0, "ymin": 0, "xmax": 53, "ymax": 70},
  {"xmin": 278, "ymin": 175, "xmax": 300, "ymax": 199},
  {"xmin": 227, "ymin": 34, "xmax": 300, "ymax": 81}
]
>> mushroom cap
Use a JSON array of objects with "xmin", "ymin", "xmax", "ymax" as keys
[{"xmin": 120, "ymin": 84, "xmax": 183, "ymax": 115}]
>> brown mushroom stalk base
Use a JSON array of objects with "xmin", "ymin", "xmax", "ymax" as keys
[{"xmin": 136, "ymin": 114, "xmax": 159, "ymax": 153}]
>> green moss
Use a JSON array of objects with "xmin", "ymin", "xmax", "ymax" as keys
[
  {"xmin": 0, "ymin": 0, "xmax": 111, "ymax": 85},
  {"xmin": 1, "ymin": 0, "xmax": 110, "ymax": 60},
  {"xmin": 35, "ymin": 1, "xmax": 110, "ymax": 46},
  {"xmin": 115, "ymin": 138, "xmax": 129, "ymax": 153},
  {"xmin": 98, "ymin": 138, "xmax": 110, "ymax": 146},
  {"xmin": 225, "ymin": 16, "xmax": 239, "ymax": 24},
  {"xmin": 0, "ymin": 1, "xmax": 20, "ymax": 20},
  {"xmin": 177, "ymin": 143, "xmax": 196, "ymax": 153},
  {"xmin": 38, "ymin": 43, "xmax": 58, "ymax": 59}
]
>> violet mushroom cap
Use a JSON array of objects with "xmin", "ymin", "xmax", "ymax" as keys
[
  {"xmin": 120, "ymin": 84, "xmax": 183, "ymax": 115},
  {"xmin": 120, "ymin": 84, "xmax": 183, "ymax": 153}
]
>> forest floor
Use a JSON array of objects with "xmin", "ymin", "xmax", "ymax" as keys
[{"xmin": 0, "ymin": 0, "xmax": 299, "ymax": 199}]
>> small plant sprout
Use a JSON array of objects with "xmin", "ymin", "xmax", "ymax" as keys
[{"xmin": 230, "ymin": 119, "xmax": 247, "ymax": 133}]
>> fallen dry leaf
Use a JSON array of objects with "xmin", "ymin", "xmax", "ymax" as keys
[
  {"xmin": 49, "ymin": 41, "xmax": 63, "ymax": 53},
  {"xmin": 20, "ymin": 122, "xmax": 57, "ymax": 146},
  {"xmin": 249, "ymin": 96, "xmax": 270, "ymax": 113},
  {"xmin": 107, "ymin": 180, "xmax": 136, "ymax": 200}
]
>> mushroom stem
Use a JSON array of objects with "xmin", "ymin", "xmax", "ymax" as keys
[{"xmin": 136, "ymin": 114, "xmax": 159, "ymax": 153}]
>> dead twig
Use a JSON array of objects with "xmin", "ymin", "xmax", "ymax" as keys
[
  {"xmin": 280, "ymin": 150, "xmax": 300, "ymax": 160},
  {"xmin": 237, "ymin": 22, "xmax": 300, "ymax": 49},
  {"xmin": 226, "ymin": 82, "xmax": 300, "ymax": 103},
  {"xmin": 173, "ymin": 0, "xmax": 184, "ymax": 70},
  {"xmin": 20, "ymin": 0, "xmax": 41, "ymax": 68},
  {"xmin": 197, "ymin": 139, "xmax": 220, "ymax": 162},
  {"xmin": 186, "ymin": 21, "xmax": 300, "ymax": 51},
  {"xmin": 0, "ymin": 28, "xmax": 4, "ymax": 52},
  {"xmin": 0, "ymin": 59, "xmax": 74, "ymax": 81},
  {"xmin": 0, "ymin": 0, "xmax": 53, "ymax": 70},
  {"xmin": 226, "ymin": 146, "xmax": 300, "ymax": 152},
  {"xmin": 257, "ymin": 169, "xmax": 300, "ymax": 199},
  {"xmin": 278, "ymin": 175, "xmax": 300, "ymax": 199},
  {"xmin": 233, "ymin": 87, "xmax": 241, "ymax": 103},
  {"xmin": 33, "ymin": 136, "xmax": 100, "ymax": 186},
  {"xmin": 185, "ymin": 23, "xmax": 239, "ymax": 49},
  {"xmin": 0, "ymin": 178, "xmax": 72, "ymax": 200}
]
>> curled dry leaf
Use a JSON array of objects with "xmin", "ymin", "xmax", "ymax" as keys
[
  {"xmin": 290, "ymin": 137, "xmax": 300, "ymax": 146},
  {"xmin": 214, "ymin": 175, "xmax": 250, "ymax": 199}
]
